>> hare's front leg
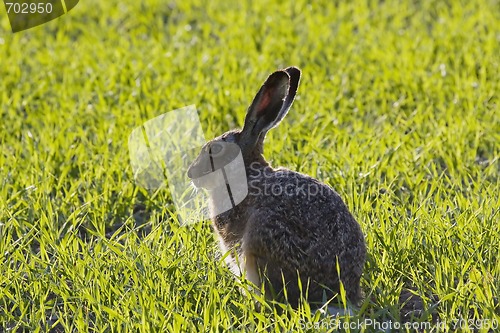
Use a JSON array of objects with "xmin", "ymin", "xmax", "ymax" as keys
[
  {"xmin": 241, "ymin": 253, "xmax": 261, "ymax": 292},
  {"xmin": 217, "ymin": 235, "xmax": 261, "ymax": 295}
]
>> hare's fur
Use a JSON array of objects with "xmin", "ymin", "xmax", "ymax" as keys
[{"xmin": 188, "ymin": 67, "xmax": 366, "ymax": 308}]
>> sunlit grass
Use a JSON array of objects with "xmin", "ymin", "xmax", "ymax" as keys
[{"xmin": 0, "ymin": 0, "xmax": 499, "ymax": 331}]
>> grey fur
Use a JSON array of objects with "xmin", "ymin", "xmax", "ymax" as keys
[{"xmin": 187, "ymin": 67, "xmax": 366, "ymax": 308}]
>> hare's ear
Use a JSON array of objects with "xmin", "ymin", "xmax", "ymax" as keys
[{"xmin": 241, "ymin": 67, "xmax": 301, "ymax": 146}]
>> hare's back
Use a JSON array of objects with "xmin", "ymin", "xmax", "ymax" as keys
[
  {"xmin": 247, "ymin": 169, "xmax": 360, "ymax": 239},
  {"xmin": 243, "ymin": 169, "xmax": 364, "ymax": 278}
]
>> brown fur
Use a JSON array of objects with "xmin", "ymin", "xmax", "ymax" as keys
[{"xmin": 188, "ymin": 67, "xmax": 366, "ymax": 308}]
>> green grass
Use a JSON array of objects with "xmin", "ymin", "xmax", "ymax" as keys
[{"xmin": 1, "ymin": 0, "xmax": 499, "ymax": 331}]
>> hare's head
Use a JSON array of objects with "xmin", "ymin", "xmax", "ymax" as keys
[{"xmin": 187, "ymin": 67, "xmax": 301, "ymax": 188}]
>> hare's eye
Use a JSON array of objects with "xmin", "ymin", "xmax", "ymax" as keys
[{"xmin": 209, "ymin": 142, "xmax": 224, "ymax": 156}]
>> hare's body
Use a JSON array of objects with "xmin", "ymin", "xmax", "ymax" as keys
[
  {"xmin": 188, "ymin": 67, "xmax": 366, "ymax": 308},
  {"xmin": 214, "ymin": 162, "xmax": 365, "ymax": 306}
]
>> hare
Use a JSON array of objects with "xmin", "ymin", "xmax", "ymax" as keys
[{"xmin": 187, "ymin": 67, "xmax": 366, "ymax": 309}]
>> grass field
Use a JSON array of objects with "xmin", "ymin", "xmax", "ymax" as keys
[{"xmin": 1, "ymin": 0, "xmax": 499, "ymax": 331}]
